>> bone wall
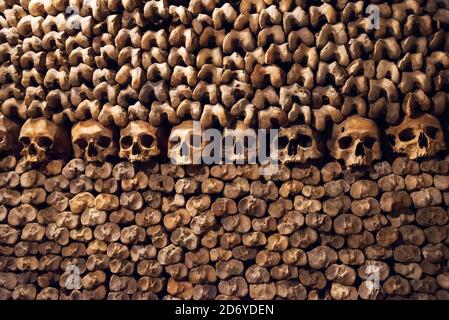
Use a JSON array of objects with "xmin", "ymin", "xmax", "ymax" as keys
[
  {"xmin": 1, "ymin": 0, "xmax": 449, "ymax": 300},
  {"xmin": 2, "ymin": 158, "xmax": 449, "ymax": 300}
]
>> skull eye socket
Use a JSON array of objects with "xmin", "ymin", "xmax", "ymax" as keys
[
  {"xmin": 278, "ymin": 136, "xmax": 289, "ymax": 149},
  {"xmin": 37, "ymin": 137, "xmax": 53, "ymax": 148},
  {"xmin": 363, "ymin": 137, "xmax": 376, "ymax": 149},
  {"xmin": 297, "ymin": 134, "xmax": 312, "ymax": 148},
  {"xmin": 170, "ymin": 135, "xmax": 181, "ymax": 145},
  {"xmin": 20, "ymin": 137, "xmax": 31, "ymax": 146},
  {"xmin": 140, "ymin": 134, "xmax": 155, "ymax": 148},
  {"xmin": 425, "ymin": 126, "xmax": 439, "ymax": 139},
  {"xmin": 97, "ymin": 136, "xmax": 111, "ymax": 148},
  {"xmin": 398, "ymin": 128, "xmax": 415, "ymax": 142},
  {"xmin": 338, "ymin": 136, "xmax": 352, "ymax": 149},
  {"xmin": 74, "ymin": 138, "xmax": 87, "ymax": 149},
  {"xmin": 120, "ymin": 136, "xmax": 133, "ymax": 149}
]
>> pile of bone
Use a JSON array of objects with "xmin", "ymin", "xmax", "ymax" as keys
[
  {"xmin": 1, "ymin": 0, "xmax": 449, "ymax": 168},
  {"xmin": 1, "ymin": 156, "xmax": 449, "ymax": 300},
  {"xmin": 0, "ymin": 0, "xmax": 449, "ymax": 139},
  {"xmin": 1, "ymin": 0, "xmax": 449, "ymax": 301}
]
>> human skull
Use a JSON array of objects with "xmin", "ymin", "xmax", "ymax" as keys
[
  {"xmin": 386, "ymin": 113, "xmax": 446, "ymax": 159},
  {"xmin": 168, "ymin": 120, "xmax": 205, "ymax": 165},
  {"xmin": 328, "ymin": 115, "xmax": 381, "ymax": 167},
  {"xmin": 19, "ymin": 117, "xmax": 69, "ymax": 163},
  {"xmin": 71, "ymin": 119, "xmax": 117, "ymax": 162},
  {"xmin": 119, "ymin": 120, "xmax": 160, "ymax": 162},
  {"xmin": 223, "ymin": 121, "xmax": 257, "ymax": 163},
  {"xmin": 278, "ymin": 125, "xmax": 322, "ymax": 164},
  {"xmin": 0, "ymin": 114, "xmax": 20, "ymax": 154}
]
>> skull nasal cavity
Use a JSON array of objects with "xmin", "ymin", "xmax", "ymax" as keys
[
  {"xmin": 29, "ymin": 143, "xmax": 37, "ymax": 155},
  {"xmin": 181, "ymin": 142, "xmax": 190, "ymax": 157},
  {"xmin": 355, "ymin": 142, "xmax": 365, "ymax": 157},
  {"xmin": 418, "ymin": 132, "xmax": 428, "ymax": 148},
  {"xmin": 132, "ymin": 143, "xmax": 140, "ymax": 155},
  {"xmin": 87, "ymin": 143, "xmax": 98, "ymax": 157},
  {"xmin": 288, "ymin": 141, "xmax": 298, "ymax": 156}
]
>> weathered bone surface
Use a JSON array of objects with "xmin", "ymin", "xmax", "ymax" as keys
[
  {"xmin": 119, "ymin": 121, "xmax": 160, "ymax": 163},
  {"xmin": 278, "ymin": 125, "xmax": 322, "ymax": 164},
  {"xmin": 328, "ymin": 116, "xmax": 381, "ymax": 167},
  {"xmin": 72, "ymin": 120, "xmax": 117, "ymax": 163},
  {"xmin": 223, "ymin": 121, "xmax": 257, "ymax": 163},
  {"xmin": 168, "ymin": 120, "xmax": 205, "ymax": 165},
  {"xmin": 0, "ymin": 0, "xmax": 449, "ymax": 301},
  {"xmin": 19, "ymin": 117, "xmax": 69, "ymax": 164},
  {"xmin": 387, "ymin": 114, "xmax": 447, "ymax": 160}
]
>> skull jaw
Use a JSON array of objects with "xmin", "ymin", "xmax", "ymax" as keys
[
  {"xmin": 345, "ymin": 153, "xmax": 372, "ymax": 167},
  {"xmin": 278, "ymin": 152, "xmax": 304, "ymax": 164},
  {"xmin": 279, "ymin": 149, "xmax": 322, "ymax": 164},
  {"xmin": 225, "ymin": 153, "xmax": 246, "ymax": 163},
  {"xmin": 82, "ymin": 142, "xmax": 117, "ymax": 163},
  {"xmin": 168, "ymin": 148, "xmax": 202, "ymax": 165},
  {"xmin": 168, "ymin": 151, "xmax": 191, "ymax": 165},
  {"xmin": 22, "ymin": 147, "xmax": 48, "ymax": 164},
  {"xmin": 23, "ymin": 154, "xmax": 46, "ymax": 163},
  {"xmin": 224, "ymin": 145, "xmax": 256, "ymax": 163},
  {"xmin": 119, "ymin": 147, "xmax": 160, "ymax": 163},
  {"xmin": 84, "ymin": 150, "xmax": 108, "ymax": 163},
  {"xmin": 400, "ymin": 142, "xmax": 447, "ymax": 160},
  {"xmin": 410, "ymin": 148, "xmax": 431, "ymax": 160}
]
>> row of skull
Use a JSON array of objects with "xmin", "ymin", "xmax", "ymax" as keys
[{"xmin": 0, "ymin": 112, "xmax": 446, "ymax": 167}]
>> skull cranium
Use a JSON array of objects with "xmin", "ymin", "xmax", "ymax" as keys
[
  {"xmin": 168, "ymin": 120, "xmax": 205, "ymax": 165},
  {"xmin": 71, "ymin": 119, "xmax": 117, "ymax": 163},
  {"xmin": 19, "ymin": 117, "xmax": 69, "ymax": 163},
  {"xmin": 328, "ymin": 115, "xmax": 381, "ymax": 167},
  {"xmin": 223, "ymin": 121, "xmax": 257, "ymax": 163},
  {"xmin": 278, "ymin": 125, "xmax": 322, "ymax": 164},
  {"xmin": 386, "ymin": 113, "xmax": 446, "ymax": 159},
  {"xmin": 119, "ymin": 120, "xmax": 160, "ymax": 162},
  {"xmin": 0, "ymin": 114, "xmax": 20, "ymax": 154}
]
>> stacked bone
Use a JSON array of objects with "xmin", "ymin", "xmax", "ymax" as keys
[
  {"xmin": 1, "ymin": 0, "xmax": 449, "ymax": 153},
  {"xmin": 1, "ymin": 0, "xmax": 449, "ymax": 300},
  {"xmin": 2, "ymin": 157, "xmax": 449, "ymax": 299}
]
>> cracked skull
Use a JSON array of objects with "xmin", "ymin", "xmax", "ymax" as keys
[
  {"xmin": 278, "ymin": 125, "xmax": 322, "ymax": 164},
  {"xmin": 386, "ymin": 113, "xmax": 446, "ymax": 159},
  {"xmin": 328, "ymin": 115, "xmax": 381, "ymax": 167},
  {"xmin": 119, "ymin": 121, "xmax": 160, "ymax": 163},
  {"xmin": 19, "ymin": 117, "xmax": 69, "ymax": 163},
  {"xmin": 71, "ymin": 119, "xmax": 117, "ymax": 162},
  {"xmin": 168, "ymin": 120, "xmax": 206, "ymax": 165},
  {"xmin": 0, "ymin": 114, "xmax": 20, "ymax": 154}
]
